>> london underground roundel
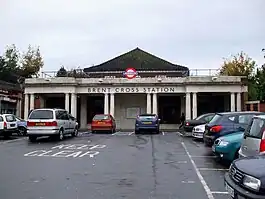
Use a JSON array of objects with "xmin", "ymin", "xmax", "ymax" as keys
[{"xmin": 123, "ymin": 68, "xmax": 138, "ymax": 79}]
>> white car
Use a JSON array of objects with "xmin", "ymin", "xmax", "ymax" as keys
[
  {"xmin": 0, "ymin": 114, "xmax": 18, "ymax": 138},
  {"xmin": 192, "ymin": 124, "xmax": 205, "ymax": 139}
]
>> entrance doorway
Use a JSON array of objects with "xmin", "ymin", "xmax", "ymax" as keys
[
  {"xmin": 158, "ymin": 95, "xmax": 181, "ymax": 124},
  {"xmin": 87, "ymin": 96, "xmax": 104, "ymax": 123}
]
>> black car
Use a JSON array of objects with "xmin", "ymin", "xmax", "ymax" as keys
[
  {"xmin": 224, "ymin": 156, "xmax": 265, "ymax": 199},
  {"xmin": 203, "ymin": 111, "xmax": 265, "ymax": 147},
  {"xmin": 183, "ymin": 113, "xmax": 215, "ymax": 132}
]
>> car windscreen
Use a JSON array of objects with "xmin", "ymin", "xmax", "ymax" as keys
[
  {"xmin": 208, "ymin": 114, "xmax": 222, "ymax": 124},
  {"xmin": 138, "ymin": 115, "xmax": 156, "ymax": 121},
  {"xmin": 93, "ymin": 115, "xmax": 110, "ymax": 120},
  {"xmin": 5, "ymin": 115, "xmax": 16, "ymax": 122},
  {"xmin": 28, "ymin": 110, "xmax": 54, "ymax": 120},
  {"xmin": 195, "ymin": 114, "xmax": 209, "ymax": 121},
  {"xmin": 245, "ymin": 118, "xmax": 265, "ymax": 139}
]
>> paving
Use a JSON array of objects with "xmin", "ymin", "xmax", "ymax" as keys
[{"xmin": 0, "ymin": 131, "xmax": 230, "ymax": 199}]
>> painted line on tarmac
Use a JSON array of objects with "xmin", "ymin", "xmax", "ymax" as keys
[
  {"xmin": 181, "ymin": 142, "xmax": 214, "ymax": 199},
  {"xmin": 190, "ymin": 155, "xmax": 217, "ymax": 158},
  {"xmin": 162, "ymin": 131, "xmax": 165, "ymax": 135},
  {"xmin": 129, "ymin": 132, "xmax": 134, "ymax": 135},
  {"xmin": 211, "ymin": 191, "xmax": 228, "ymax": 194},
  {"xmin": 198, "ymin": 168, "xmax": 229, "ymax": 171},
  {"xmin": 0, "ymin": 137, "xmax": 26, "ymax": 144},
  {"xmin": 176, "ymin": 132, "xmax": 183, "ymax": 136}
]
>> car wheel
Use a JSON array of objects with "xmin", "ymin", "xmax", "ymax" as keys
[
  {"xmin": 58, "ymin": 129, "xmax": 64, "ymax": 141},
  {"xmin": 29, "ymin": 136, "xmax": 37, "ymax": 142},
  {"xmin": 72, "ymin": 127, "xmax": 78, "ymax": 137},
  {"xmin": 18, "ymin": 126, "xmax": 27, "ymax": 136},
  {"xmin": 135, "ymin": 130, "xmax": 139, "ymax": 134}
]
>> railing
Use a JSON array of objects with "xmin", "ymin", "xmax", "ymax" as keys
[{"xmin": 39, "ymin": 69, "xmax": 220, "ymax": 79}]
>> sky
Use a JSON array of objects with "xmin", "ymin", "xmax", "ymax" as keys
[{"xmin": 0, "ymin": 0, "xmax": 264, "ymax": 73}]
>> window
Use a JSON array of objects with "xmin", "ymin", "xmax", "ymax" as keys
[
  {"xmin": 209, "ymin": 114, "xmax": 222, "ymax": 124},
  {"xmin": 138, "ymin": 115, "xmax": 157, "ymax": 121},
  {"xmin": 93, "ymin": 115, "xmax": 110, "ymax": 120},
  {"xmin": 5, "ymin": 115, "xmax": 16, "ymax": 122},
  {"xmin": 228, "ymin": 116, "xmax": 236, "ymax": 122},
  {"xmin": 246, "ymin": 104, "xmax": 251, "ymax": 111},
  {"xmin": 253, "ymin": 103, "xmax": 258, "ymax": 111},
  {"xmin": 29, "ymin": 110, "xmax": 54, "ymax": 119},
  {"xmin": 0, "ymin": 116, "xmax": 3, "ymax": 122},
  {"xmin": 238, "ymin": 115, "xmax": 253, "ymax": 124},
  {"xmin": 247, "ymin": 118, "xmax": 265, "ymax": 138},
  {"xmin": 204, "ymin": 115, "xmax": 215, "ymax": 122},
  {"xmin": 56, "ymin": 111, "xmax": 68, "ymax": 120}
]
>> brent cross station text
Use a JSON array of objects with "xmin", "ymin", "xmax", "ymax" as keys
[{"xmin": 88, "ymin": 87, "xmax": 176, "ymax": 93}]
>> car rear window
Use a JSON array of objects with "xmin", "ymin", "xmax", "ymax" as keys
[
  {"xmin": 5, "ymin": 115, "xmax": 16, "ymax": 122},
  {"xmin": 28, "ymin": 110, "xmax": 54, "ymax": 120},
  {"xmin": 208, "ymin": 114, "xmax": 222, "ymax": 124},
  {"xmin": 0, "ymin": 116, "xmax": 3, "ymax": 122},
  {"xmin": 93, "ymin": 115, "xmax": 110, "ymax": 120},
  {"xmin": 138, "ymin": 115, "xmax": 156, "ymax": 120},
  {"xmin": 246, "ymin": 118, "xmax": 265, "ymax": 139}
]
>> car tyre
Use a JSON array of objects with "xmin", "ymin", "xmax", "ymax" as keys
[
  {"xmin": 57, "ymin": 129, "xmax": 64, "ymax": 141},
  {"xmin": 72, "ymin": 127, "xmax": 78, "ymax": 137},
  {"xmin": 135, "ymin": 130, "xmax": 139, "ymax": 134},
  {"xmin": 18, "ymin": 126, "xmax": 27, "ymax": 136},
  {"xmin": 29, "ymin": 135, "xmax": 37, "ymax": 142}
]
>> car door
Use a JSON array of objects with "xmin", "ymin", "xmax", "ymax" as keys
[
  {"xmin": 62, "ymin": 111, "xmax": 70, "ymax": 134},
  {"xmin": 68, "ymin": 114, "xmax": 76, "ymax": 132},
  {"xmin": 0, "ymin": 116, "xmax": 4, "ymax": 130},
  {"xmin": 5, "ymin": 114, "xmax": 17, "ymax": 129},
  {"xmin": 55, "ymin": 110, "xmax": 67, "ymax": 133}
]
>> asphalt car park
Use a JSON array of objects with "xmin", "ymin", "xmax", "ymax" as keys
[{"xmin": 0, "ymin": 130, "xmax": 231, "ymax": 199}]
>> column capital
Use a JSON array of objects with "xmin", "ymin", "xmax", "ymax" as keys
[{"xmin": 185, "ymin": 92, "xmax": 191, "ymax": 94}]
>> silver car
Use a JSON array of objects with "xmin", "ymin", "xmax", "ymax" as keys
[
  {"xmin": 27, "ymin": 108, "xmax": 78, "ymax": 142},
  {"xmin": 239, "ymin": 115, "xmax": 265, "ymax": 158},
  {"xmin": 192, "ymin": 124, "xmax": 205, "ymax": 139}
]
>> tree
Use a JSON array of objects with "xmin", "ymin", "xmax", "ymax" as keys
[
  {"xmin": 56, "ymin": 66, "xmax": 67, "ymax": 77},
  {"xmin": 219, "ymin": 52, "xmax": 256, "ymax": 77},
  {"xmin": 255, "ymin": 49, "xmax": 265, "ymax": 100},
  {"xmin": 219, "ymin": 52, "xmax": 258, "ymax": 100},
  {"xmin": 20, "ymin": 45, "xmax": 44, "ymax": 78}
]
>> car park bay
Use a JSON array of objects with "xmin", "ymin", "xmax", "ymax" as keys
[{"xmin": 0, "ymin": 131, "xmax": 230, "ymax": 199}]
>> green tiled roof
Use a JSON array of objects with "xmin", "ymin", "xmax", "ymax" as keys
[{"xmin": 84, "ymin": 48, "xmax": 189, "ymax": 72}]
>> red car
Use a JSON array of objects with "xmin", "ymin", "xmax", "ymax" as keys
[{"xmin": 91, "ymin": 114, "xmax": 116, "ymax": 133}]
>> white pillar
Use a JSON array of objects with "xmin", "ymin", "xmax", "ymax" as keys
[
  {"xmin": 237, "ymin": 92, "xmax": 241, "ymax": 111},
  {"xmin": 71, "ymin": 93, "xmax": 77, "ymax": 118},
  {"xmin": 16, "ymin": 99, "xmax": 21, "ymax": 117},
  {"xmin": 80, "ymin": 95, "xmax": 87, "ymax": 129},
  {"xmin": 110, "ymin": 93, "xmax": 115, "ymax": 117},
  {"xmin": 29, "ymin": 93, "xmax": 35, "ymax": 111},
  {"xmin": 152, "ymin": 93, "xmax": 157, "ymax": 114},
  {"xmin": 192, "ymin": 92, "xmax": 197, "ymax": 119},
  {"xmin": 104, "ymin": 93, "xmax": 109, "ymax": 114},
  {"xmin": 230, "ymin": 92, "xmax": 235, "ymax": 112},
  {"xmin": 24, "ymin": 94, "xmax": 29, "ymax": 119},
  {"xmin": 146, "ymin": 93, "xmax": 152, "ymax": 114},
  {"xmin": 185, "ymin": 92, "xmax": 191, "ymax": 120},
  {"xmin": 65, "ymin": 93, "xmax": 70, "ymax": 112}
]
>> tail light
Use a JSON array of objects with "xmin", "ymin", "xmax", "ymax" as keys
[
  {"xmin": 186, "ymin": 122, "xmax": 189, "ymax": 126},
  {"xmin": 27, "ymin": 121, "xmax": 35, "ymax": 127},
  {"xmin": 45, "ymin": 121, "xmax": 57, "ymax": 126},
  {"xmin": 3, "ymin": 122, "xmax": 7, "ymax": 129},
  {"xmin": 259, "ymin": 130, "xmax": 265, "ymax": 152},
  {"xmin": 210, "ymin": 125, "xmax": 222, "ymax": 133}
]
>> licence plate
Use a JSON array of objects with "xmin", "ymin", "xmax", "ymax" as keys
[
  {"xmin": 35, "ymin": 122, "xmax": 45, "ymax": 126},
  {"xmin": 97, "ymin": 122, "xmax": 105, "ymax": 124},
  {"xmin": 143, "ymin": 122, "xmax": 152, "ymax": 124},
  {"xmin": 212, "ymin": 145, "xmax": 216, "ymax": 152},
  {"xmin": 10, "ymin": 124, "xmax": 15, "ymax": 127},
  {"xmin": 225, "ymin": 182, "xmax": 234, "ymax": 198}
]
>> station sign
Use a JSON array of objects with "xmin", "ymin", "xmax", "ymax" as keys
[
  {"xmin": 88, "ymin": 87, "xmax": 177, "ymax": 93},
  {"xmin": 123, "ymin": 68, "xmax": 138, "ymax": 79}
]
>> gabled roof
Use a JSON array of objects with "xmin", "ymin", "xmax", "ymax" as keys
[{"xmin": 84, "ymin": 48, "xmax": 189, "ymax": 72}]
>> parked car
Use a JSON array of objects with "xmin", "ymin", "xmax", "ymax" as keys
[
  {"xmin": 192, "ymin": 124, "xmax": 206, "ymax": 139},
  {"xmin": 239, "ymin": 115, "xmax": 265, "ymax": 158},
  {"xmin": 224, "ymin": 156, "xmax": 265, "ymax": 199},
  {"xmin": 91, "ymin": 114, "xmax": 116, "ymax": 133},
  {"xmin": 0, "ymin": 114, "xmax": 18, "ymax": 138},
  {"xmin": 203, "ymin": 111, "xmax": 264, "ymax": 147},
  {"xmin": 212, "ymin": 131, "xmax": 244, "ymax": 162},
  {"xmin": 15, "ymin": 116, "xmax": 27, "ymax": 135},
  {"xmin": 27, "ymin": 108, "xmax": 78, "ymax": 142},
  {"xmin": 135, "ymin": 114, "xmax": 160, "ymax": 134},
  {"xmin": 183, "ymin": 113, "xmax": 215, "ymax": 132}
]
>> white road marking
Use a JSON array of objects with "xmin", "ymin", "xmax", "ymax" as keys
[
  {"xmin": 162, "ymin": 131, "xmax": 165, "ymax": 135},
  {"xmin": 176, "ymin": 132, "xmax": 183, "ymax": 136},
  {"xmin": 190, "ymin": 155, "xmax": 217, "ymax": 158},
  {"xmin": 211, "ymin": 191, "xmax": 228, "ymax": 194},
  {"xmin": 181, "ymin": 142, "xmax": 214, "ymax": 199},
  {"xmin": 198, "ymin": 168, "xmax": 229, "ymax": 171},
  {"xmin": 129, "ymin": 132, "xmax": 134, "ymax": 135},
  {"xmin": 181, "ymin": 180, "xmax": 195, "ymax": 183},
  {"xmin": 0, "ymin": 137, "xmax": 26, "ymax": 144}
]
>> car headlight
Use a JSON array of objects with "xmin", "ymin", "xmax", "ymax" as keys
[
  {"xmin": 243, "ymin": 175, "xmax": 261, "ymax": 191},
  {"xmin": 219, "ymin": 140, "xmax": 229, "ymax": 146}
]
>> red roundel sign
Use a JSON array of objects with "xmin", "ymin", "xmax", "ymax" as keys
[{"xmin": 123, "ymin": 68, "xmax": 138, "ymax": 79}]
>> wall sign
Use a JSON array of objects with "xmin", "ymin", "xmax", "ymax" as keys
[
  {"xmin": 87, "ymin": 87, "xmax": 177, "ymax": 93},
  {"xmin": 123, "ymin": 68, "xmax": 138, "ymax": 79}
]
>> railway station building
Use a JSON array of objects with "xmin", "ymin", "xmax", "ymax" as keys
[{"xmin": 23, "ymin": 48, "xmax": 247, "ymax": 130}]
